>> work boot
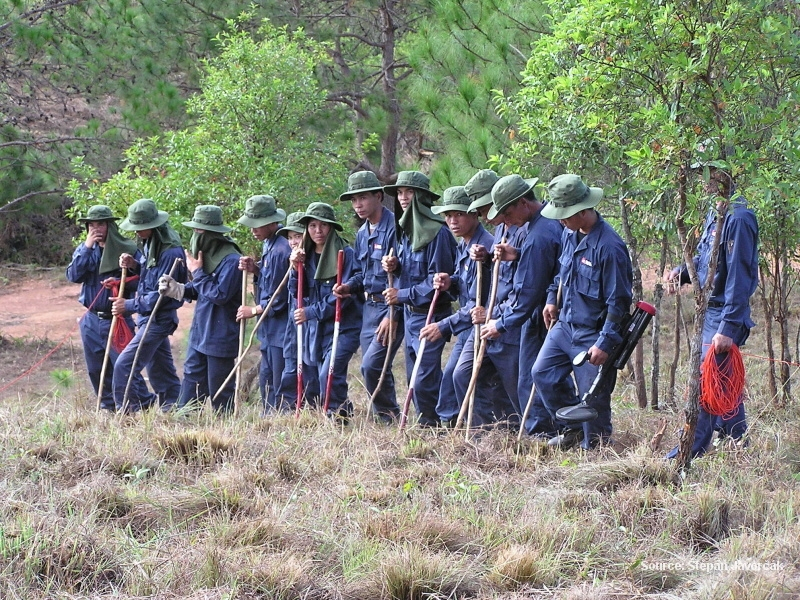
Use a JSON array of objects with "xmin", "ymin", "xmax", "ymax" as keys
[{"xmin": 547, "ymin": 428, "xmax": 584, "ymax": 449}]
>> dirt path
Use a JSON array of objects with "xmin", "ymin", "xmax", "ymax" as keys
[{"xmin": 0, "ymin": 267, "xmax": 193, "ymax": 396}]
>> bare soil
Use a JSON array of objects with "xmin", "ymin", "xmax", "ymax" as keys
[{"xmin": 0, "ymin": 266, "xmax": 193, "ymax": 397}]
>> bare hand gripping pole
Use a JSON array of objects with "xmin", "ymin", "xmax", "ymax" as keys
[{"xmin": 97, "ymin": 267, "xmax": 126, "ymax": 413}]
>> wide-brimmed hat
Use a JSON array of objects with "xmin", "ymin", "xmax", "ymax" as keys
[
  {"xmin": 465, "ymin": 169, "xmax": 500, "ymax": 212},
  {"xmin": 431, "ymin": 186, "xmax": 473, "ymax": 215},
  {"xmin": 541, "ymin": 174, "xmax": 603, "ymax": 220},
  {"xmin": 299, "ymin": 202, "xmax": 343, "ymax": 231},
  {"xmin": 77, "ymin": 205, "xmax": 119, "ymax": 223},
  {"xmin": 339, "ymin": 171, "xmax": 384, "ymax": 201},
  {"xmin": 237, "ymin": 195, "xmax": 286, "ymax": 228},
  {"xmin": 120, "ymin": 199, "xmax": 170, "ymax": 231},
  {"xmin": 382, "ymin": 170, "xmax": 440, "ymax": 200},
  {"xmin": 277, "ymin": 211, "xmax": 306, "ymax": 238},
  {"xmin": 182, "ymin": 205, "xmax": 232, "ymax": 233},
  {"xmin": 488, "ymin": 175, "xmax": 539, "ymax": 221}
]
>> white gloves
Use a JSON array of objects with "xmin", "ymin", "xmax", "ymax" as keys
[{"xmin": 158, "ymin": 274, "xmax": 185, "ymax": 300}]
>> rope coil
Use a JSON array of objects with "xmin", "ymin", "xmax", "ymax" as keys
[{"xmin": 700, "ymin": 344, "xmax": 745, "ymax": 418}]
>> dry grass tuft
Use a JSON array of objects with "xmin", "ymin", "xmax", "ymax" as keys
[
  {"xmin": 153, "ymin": 429, "xmax": 235, "ymax": 464},
  {"xmin": 275, "ymin": 453, "xmax": 301, "ymax": 481},
  {"xmin": 687, "ymin": 489, "xmax": 731, "ymax": 550},
  {"xmin": 237, "ymin": 552, "xmax": 329, "ymax": 599},
  {"xmin": 364, "ymin": 512, "xmax": 476, "ymax": 553},
  {"xmin": 217, "ymin": 516, "xmax": 285, "ymax": 549},
  {"xmin": 25, "ymin": 440, "xmax": 61, "ymax": 462},
  {"xmin": 488, "ymin": 543, "xmax": 559, "ymax": 589},
  {"xmin": 567, "ymin": 454, "xmax": 677, "ymax": 491},
  {"xmin": 343, "ymin": 544, "xmax": 481, "ymax": 600}
]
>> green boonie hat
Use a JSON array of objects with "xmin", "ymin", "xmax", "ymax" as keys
[
  {"xmin": 182, "ymin": 205, "xmax": 233, "ymax": 233},
  {"xmin": 120, "ymin": 199, "xmax": 170, "ymax": 231},
  {"xmin": 78, "ymin": 205, "xmax": 118, "ymax": 223},
  {"xmin": 488, "ymin": 175, "xmax": 539, "ymax": 221},
  {"xmin": 465, "ymin": 169, "xmax": 500, "ymax": 212},
  {"xmin": 431, "ymin": 186, "xmax": 473, "ymax": 215},
  {"xmin": 277, "ymin": 211, "xmax": 306, "ymax": 238},
  {"xmin": 541, "ymin": 174, "xmax": 603, "ymax": 220},
  {"xmin": 383, "ymin": 170, "xmax": 441, "ymax": 200},
  {"xmin": 339, "ymin": 171, "xmax": 384, "ymax": 201},
  {"xmin": 299, "ymin": 202, "xmax": 343, "ymax": 231},
  {"xmin": 237, "ymin": 195, "xmax": 286, "ymax": 228}
]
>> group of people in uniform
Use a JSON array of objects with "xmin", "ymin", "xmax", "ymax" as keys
[{"xmin": 67, "ymin": 159, "xmax": 759, "ymax": 457}]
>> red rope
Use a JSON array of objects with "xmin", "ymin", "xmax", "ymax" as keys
[{"xmin": 700, "ymin": 344, "xmax": 745, "ymax": 418}]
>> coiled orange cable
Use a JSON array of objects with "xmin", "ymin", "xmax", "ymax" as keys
[{"xmin": 700, "ymin": 344, "xmax": 745, "ymax": 418}]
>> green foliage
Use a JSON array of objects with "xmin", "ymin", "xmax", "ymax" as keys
[
  {"xmin": 406, "ymin": 0, "xmax": 550, "ymax": 188},
  {"xmin": 67, "ymin": 19, "xmax": 353, "ymax": 249}
]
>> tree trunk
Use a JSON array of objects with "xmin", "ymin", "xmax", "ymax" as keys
[
  {"xmin": 759, "ymin": 262, "xmax": 779, "ymax": 402},
  {"xmin": 378, "ymin": 0, "xmax": 400, "ymax": 180},
  {"xmin": 651, "ymin": 200, "xmax": 669, "ymax": 410},
  {"xmin": 617, "ymin": 187, "xmax": 647, "ymax": 408},
  {"xmin": 778, "ymin": 254, "xmax": 793, "ymax": 406}
]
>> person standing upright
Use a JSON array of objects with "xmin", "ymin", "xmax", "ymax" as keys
[
  {"xmin": 159, "ymin": 205, "xmax": 243, "ymax": 414},
  {"xmin": 334, "ymin": 171, "xmax": 404, "ymax": 423},
  {"xmin": 665, "ymin": 158, "xmax": 758, "ymax": 458},
  {"xmin": 66, "ymin": 205, "xmax": 149, "ymax": 411},
  {"xmin": 382, "ymin": 171, "xmax": 457, "ymax": 428},
  {"xmin": 113, "ymin": 199, "xmax": 187, "ymax": 412},
  {"xmin": 532, "ymin": 175, "xmax": 633, "ymax": 450},
  {"xmin": 236, "ymin": 195, "xmax": 291, "ymax": 413}
]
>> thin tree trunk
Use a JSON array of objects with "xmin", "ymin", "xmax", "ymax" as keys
[
  {"xmin": 779, "ymin": 255, "xmax": 793, "ymax": 406},
  {"xmin": 759, "ymin": 262, "xmax": 778, "ymax": 402},
  {"xmin": 617, "ymin": 187, "xmax": 647, "ymax": 408},
  {"xmin": 651, "ymin": 200, "xmax": 669, "ymax": 410},
  {"xmin": 668, "ymin": 286, "xmax": 681, "ymax": 409},
  {"xmin": 378, "ymin": 0, "xmax": 400, "ymax": 180}
]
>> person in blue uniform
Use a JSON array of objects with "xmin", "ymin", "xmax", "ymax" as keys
[
  {"xmin": 382, "ymin": 171, "xmax": 457, "ymax": 428},
  {"xmin": 334, "ymin": 171, "xmax": 403, "ymax": 423},
  {"xmin": 159, "ymin": 205, "xmax": 243, "ymax": 414},
  {"xmin": 276, "ymin": 212, "xmax": 320, "ymax": 408},
  {"xmin": 236, "ymin": 195, "xmax": 292, "ymax": 413},
  {"xmin": 532, "ymin": 174, "xmax": 633, "ymax": 450},
  {"xmin": 477, "ymin": 175, "xmax": 563, "ymax": 432},
  {"xmin": 420, "ymin": 186, "xmax": 493, "ymax": 427},
  {"xmin": 66, "ymin": 205, "xmax": 150, "ymax": 411},
  {"xmin": 289, "ymin": 202, "xmax": 363, "ymax": 421},
  {"xmin": 665, "ymin": 162, "xmax": 758, "ymax": 458},
  {"xmin": 113, "ymin": 199, "xmax": 187, "ymax": 412}
]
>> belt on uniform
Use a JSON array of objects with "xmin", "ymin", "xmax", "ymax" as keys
[
  {"xmin": 92, "ymin": 311, "xmax": 113, "ymax": 320},
  {"xmin": 365, "ymin": 293, "xmax": 385, "ymax": 303},
  {"xmin": 708, "ymin": 300, "xmax": 725, "ymax": 308},
  {"xmin": 406, "ymin": 302, "xmax": 450, "ymax": 315}
]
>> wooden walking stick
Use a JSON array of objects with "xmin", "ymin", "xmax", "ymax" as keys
[
  {"xmin": 399, "ymin": 288, "xmax": 441, "ymax": 431},
  {"xmin": 211, "ymin": 266, "xmax": 291, "ymax": 406},
  {"xmin": 455, "ymin": 239, "xmax": 505, "ymax": 433},
  {"xmin": 97, "ymin": 267, "xmax": 126, "ymax": 412},
  {"xmin": 120, "ymin": 257, "xmax": 182, "ymax": 414},
  {"xmin": 517, "ymin": 282, "xmax": 561, "ymax": 443},
  {"xmin": 233, "ymin": 270, "xmax": 249, "ymax": 417},
  {"xmin": 294, "ymin": 257, "xmax": 306, "ymax": 418},
  {"xmin": 323, "ymin": 249, "xmax": 345, "ymax": 413},
  {"xmin": 367, "ymin": 248, "xmax": 396, "ymax": 413}
]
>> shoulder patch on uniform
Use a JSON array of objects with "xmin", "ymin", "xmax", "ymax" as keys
[{"xmin": 727, "ymin": 239, "xmax": 734, "ymax": 254}]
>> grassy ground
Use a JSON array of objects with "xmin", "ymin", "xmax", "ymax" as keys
[{"xmin": 0, "ymin": 295, "xmax": 799, "ymax": 599}]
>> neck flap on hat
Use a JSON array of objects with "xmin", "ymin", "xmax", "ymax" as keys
[
  {"xmin": 99, "ymin": 222, "xmax": 139, "ymax": 275},
  {"xmin": 304, "ymin": 230, "xmax": 347, "ymax": 281},
  {"xmin": 398, "ymin": 191, "xmax": 445, "ymax": 252},
  {"xmin": 141, "ymin": 223, "xmax": 183, "ymax": 268},
  {"xmin": 190, "ymin": 231, "xmax": 241, "ymax": 274}
]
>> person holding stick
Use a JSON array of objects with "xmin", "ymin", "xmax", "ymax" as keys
[
  {"xmin": 157, "ymin": 205, "xmax": 243, "ymax": 413},
  {"xmin": 66, "ymin": 205, "xmax": 149, "ymax": 412},
  {"xmin": 289, "ymin": 203, "xmax": 363, "ymax": 422},
  {"xmin": 112, "ymin": 199, "xmax": 187, "ymax": 412},
  {"xmin": 479, "ymin": 174, "xmax": 563, "ymax": 435},
  {"xmin": 333, "ymin": 171, "xmax": 403, "ymax": 424},
  {"xmin": 275, "ymin": 212, "xmax": 320, "ymax": 408},
  {"xmin": 235, "ymin": 195, "xmax": 291, "ymax": 413},
  {"xmin": 532, "ymin": 174, "xmax": 633, "ymax": 450},
  {"xmin": 382, "ymin": 171, "xmax": 457, "ymax": 428},
  {"xmin": 420, "ymin": 186, "xmax": 493, "ymax": 428}
]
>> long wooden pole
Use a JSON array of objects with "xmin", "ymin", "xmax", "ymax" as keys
[
  {"xmin": 367, "ymin": 248, "xmax": 396, "ymax": 412},
  {"xmin": 323, "ymin": 249, "xmax": 345, "ymax": 413},
  {"xmin": 233, "ymin": 271, "xmax": 249, "ymax": 417},
  {"xmin": 97, "ymin": 267, "xmax": 126, "ymax": 412},
  {"xmin": 121, "ymin": 257, "xmax": 182, "ymax": 414},
  {"xmin": 294, "ymin": 258, "xmax": 306, "ymax": 418},
  {"xmin": 399, "ymin": 288, "xmax": 441, "ymax": 431}
]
